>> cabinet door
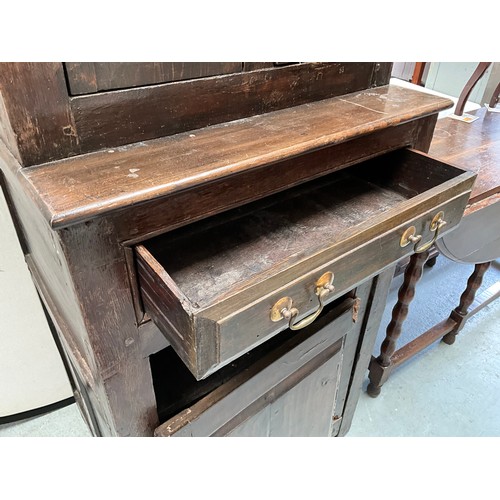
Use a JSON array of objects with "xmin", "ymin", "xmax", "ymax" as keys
[
  {"xmin": 154, "ymin": 297, "xmax": 357, "ymax": 437},
  {"xmin": 226, "ymin": 350, "xmax": 342, "ymax": 437},
  {"xmin": 64, "ymin": 62, "xmax": 243, "ymax": 95}
]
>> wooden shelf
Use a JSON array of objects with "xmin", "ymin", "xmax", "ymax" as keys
[{"xmin": 21, "ymin": 84, "xmax": 453, "ymax": 229}]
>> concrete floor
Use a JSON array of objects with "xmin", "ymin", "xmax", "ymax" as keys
[{"xmin": 349, "ymin": 257, "xmax": 500, "ymax": 437}]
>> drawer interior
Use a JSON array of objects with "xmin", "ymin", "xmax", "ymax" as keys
[
  {"xmin": 139, "ymin": 148, "xmax": 466, "ymax": 311},
  {"xmin": 151, "ymin": 293, "xmax": 354, "ymax": 429}
]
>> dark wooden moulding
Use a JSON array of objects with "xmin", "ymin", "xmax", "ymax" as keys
[{"xmin": 18, "ymin": 84, "xmax": 452, "ymax": 230}]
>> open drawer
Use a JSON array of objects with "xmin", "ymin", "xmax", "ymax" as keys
[{"xmin": 136, "ymin": 148, "xmax": 476, "ymax": 380}]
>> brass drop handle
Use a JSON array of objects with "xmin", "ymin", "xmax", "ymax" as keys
[
  {"xmin": 270, "ymin": 272, "xmax": 335, "ymax": 331},
  {"xmin": 400, "ymin": 211, "xmax": 447, "ymax": 254}
]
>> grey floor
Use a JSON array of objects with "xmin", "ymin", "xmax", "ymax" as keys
[{"xmin": 349, "ymin": 257, "xmax": 500, "ymax": 437}]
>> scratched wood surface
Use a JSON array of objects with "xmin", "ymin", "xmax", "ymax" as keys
[
  {"xmin": 142, "ymin": 150, "xmax": 473, "ymax": 309},
  {"xmin": 154, "ymin": 296, "xmax": 356, "ymax": 436},
  {"xmin": 0, "ymin": 63, "xmax": 79, "ymax": 166},
  {"xmin": 69, "ymin": 62, "xmax": 383, "ymax": 154},
  {"xmin": 154, "ymin": 277, "xmax": 391, "ymax": 436},
  {"xmin": 145, "ymin": 174, "xmax": 405, "ymax": 308},
  {"xmin": 65, "ymin": 62, "xmax": 243, "ymax": 95},
  {"xmin": 1, "ymin": 63, "xmax": 461, "ymax": 436},
  {"xmin": 0, "ymin": 62, "xmax": 391, "ymax": 167},
  {"xmin": 22, "ymin": 85, "xmax": 453, "ymax": 229},
  {"xmin": 149, "ymin": 293, "xmax": 350, "ymax": 424},
  {"xmin": 429, "ymin": 107, "xmax": 500, "ymax": 204},
  {"xmin": 137, "ymin": 149, "xmax": 475, "ymax": 379}
]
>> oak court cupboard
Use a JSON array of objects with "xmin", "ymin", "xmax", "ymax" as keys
[{"xmin": 0, "ymin": 63, "xmax": 475, "ymax": 436}]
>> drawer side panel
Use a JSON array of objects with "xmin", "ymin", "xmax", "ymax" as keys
[{"xmin": 136, "ymin": 246, "xmax": 200, "ymax": 373}]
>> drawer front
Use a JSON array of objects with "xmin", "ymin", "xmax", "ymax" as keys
[
  {"xmin": 211, "ymin": 191, "xmax": 470, "ymax": 366},
  {"xmin": 138, "ymin": 191, "xmax": 470, "ymax": 380},
  {"xmin": 154, "ymin": 298, "xmax": 355, "ymax": 437}
]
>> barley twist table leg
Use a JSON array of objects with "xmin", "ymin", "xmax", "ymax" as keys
[
  {"xmin": 442, "ymin": 262, "xmax": 492, "ymax": 345},
  {"xmin": 367, "ymin": 250, "xmax": 429, "ymax": 397}
]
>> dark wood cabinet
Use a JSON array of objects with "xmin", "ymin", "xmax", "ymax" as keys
[
  {"xmin": 64, "ymin": 63, "xmax": 303, "ymax": 95},
  {"xmin": 0, "ymin": 62, "xmax": 472, "ymax": 436},
  {"xmin": 0, "ymin": 62, "xmax": 387, "ymax": 166},
  {"xmin": 64, "ymin": 62, "xmax": 244, "ymax": 95}
]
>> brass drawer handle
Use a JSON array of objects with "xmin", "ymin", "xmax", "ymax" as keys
[
  {"xmin": 400, "ymin": 211, "xmax": 447, "ymax": 254},
  {"xmin": 270, "ymin": 272, "xmax": 335, "ymax": 330}
]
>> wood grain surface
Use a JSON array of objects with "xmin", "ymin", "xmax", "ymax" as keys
[
  {"xmin": 0, "ymin": 63, "xmax": 79, "ymax": 165},
  {"xmin": 1, "ymin": 63, "xmax": 460, "ymax": 436},
  {"xmin": 141, "ymin": 150, "xmax": 474, "ymax": 309},
  {"xmin": 69, "ymin": 62, "xmax": 383, "ymax": 153},
  {"xmin": 65, "ymin": 62, "xmax": 243, "ymax": 95},
  {"xmin": 136, "ymin": 149, "xmax": 474, "ymax": 379},
  {"xmin": 431, "ymin": 107, "xmax": 500, "ymax": 262},
  {"xmin": 0, "ymin": 63, "xmax": 391, "ymax": 166},
  {"xmin": 154, "ymin": 297, "xmax": 356, "ymax": 436},
  {"xmin": 22, "ymin": 85, "xmax": 453, "ymax": 229},
  {"xmin": 429, "ymin": 107, "xmax": 500, "ymax": 204}
]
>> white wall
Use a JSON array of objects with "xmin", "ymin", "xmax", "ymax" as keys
[{"xmin": 425, "ymin": 62, "xmax": 498, "ymax": 104}]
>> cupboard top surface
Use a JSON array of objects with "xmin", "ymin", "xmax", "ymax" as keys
[{"xmin": 21, "ymin": 85, "xmax": 452, "ymax": 229}]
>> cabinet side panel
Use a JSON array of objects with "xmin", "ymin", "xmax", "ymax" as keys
[
  {"xmin": 331, "ymin": 280, "xmax": 373, "ymax": 428},
  {"xmin": 338, "ymin": 267, "xmax": 395, "ymax": 436},
  {"xmin": 0, "ymin": 142, "xmax": 115, "ymax": 434},
  {"xmin": 0, "ymin": 63, "xmax": 79, "ymax": 166},
  {"xmin": 58, "ymin": 219, "xmax": 160, "ymax": 436}
]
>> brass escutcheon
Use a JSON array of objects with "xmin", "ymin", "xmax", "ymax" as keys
[
  {"xmin": 430, "ymin": 211, "xmax": 445, "ymax": 232},
  {"xmin": 400, "ymin": 225, "xmax": 421, "ymax": 248},
  {"xmin": 270, "ymin": 271, "xmax": 335, "ymax": 330},
  {"xmin": 400, "ymin": 211, "xmax": 446, "ymax": 253},
  {"xmin": 270, "ymin": 296, "xmax": 294, "ymax": 322}
]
